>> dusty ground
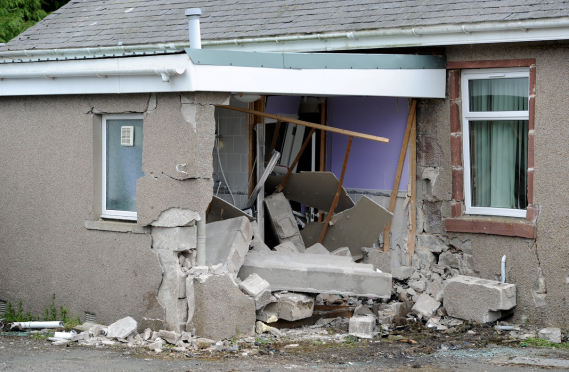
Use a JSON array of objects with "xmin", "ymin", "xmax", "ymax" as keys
[{"xmin": 2, "ymin": 322, "xmax": 569, "ymax": 371}]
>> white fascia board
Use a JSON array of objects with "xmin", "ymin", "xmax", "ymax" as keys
[{"xmin": 191, "ymin": 65, "xmax": 446, "ymax": 98}]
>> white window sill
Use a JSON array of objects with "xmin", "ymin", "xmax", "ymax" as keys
[{"xmin": 85, "ymin": 220, "xmax": 149, "ymax": 234}]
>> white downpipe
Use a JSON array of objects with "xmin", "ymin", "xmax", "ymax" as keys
[
  {"xmin": 501, "ymin": 255, "xmax": 507, "ymax": 283},
  {"xmin": 0, "ymin": 68, "xmax": 185, "ymax": 82},
  {"xmin": 2, "ymin": 18, "xmax": 569, "ymax": 59},
  {"xmin": 185, "ymin": 8, "xmax": 202, "ymax": 49},
  {"xmin": 12, "ymin": 321, "xmax": 63, "ymax": 328},
  {"xmin": 196, "ymin": 212, "xmax": 206, "ymax": 266}
]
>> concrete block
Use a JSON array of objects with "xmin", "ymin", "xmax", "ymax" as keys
[
  {"xmin": 349, "ymin": 315, "xmax": 376, "ymax": 339},
  {"xmin": 438, "ymin": 252, "xmax": 459, "ymax": 269},
  {"xmin": 205, "ymin": 217, "xmax": 252, "ymax": 275},
  {"xmin": 538, "ymin": 328, "xmax": 561, "ymax": 344},
  {"xmin": 417, "ymin": 235, "xmax": 449, "ymax": 253},
  {"xmin": 193, "ymin": 273, "xmax": 255, "ymax": 340},
  {"xmin": 305, "ymin": 243, "xmax": 330, "ymax": 255},
  {"xmin": 261, "ymin": 292, "xmax": 315, "ymax": 321},
  {"xmin": 151, "ymin": 208, "xmax": 200, "ymax": 227},
  {"xmin": 427, "ymin": 279, "xmax": 444, "ymax": 301},
  {"xmin": 330, "ymin": 247, "xmax": 352, "ymax": 259},
  {"xmin": 239, "ymin": 273, "xmax": 274, "ymax": 310},
  {"xmin": 274, "ymin": 241, "xmax": 299, "ymax": 254},
  {"xmin": 238, "ymin": 250, "xmax": 392, "ymax": 298},
  {"xmin": 391, "ymin": 266, "xmax": 414, "ymax": 281},
  {"xmin": 361, "ymin": 247, "xmax": 390, "ymax": 273},
  {"xmin": 411, "ymin": 294, "xmax": 440, "ymax": 319},
  {"xmin": 264, "ymin": 193, "xmax": 305, "ymax": 252},
  {"xmin": 107, "ymin": 317, "xmax": 138, "ymax": 339},
  {"xmin": 412, "ymin": 247, "xmax": 436, "ymax": 271},
  {"xmin": 443, "ymin": 275, "xmax": 516, "ymax": 323},
  {"xmin": 249, "ymin": 221, "xmax": 264, "ymax": 248},
  {"xmin": 410, "ymin": 280, "xmax": 427, "ymax": 293},
  {"xmin": 159, "ymin": 330, "xmax": 180, "ymax": 344}
]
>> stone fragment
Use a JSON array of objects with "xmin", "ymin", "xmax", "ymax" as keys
[
  {"xmin": 410, "ymin": 280, "xmax": 427, "ymax": 293},
  {"xmin": 151, "ymin": 208, "xmax": 200, "ymax": 227},
  {"xmin": 260, "ymin": 292, "xmax": 315, "ymax": 321},
  {"xmin": 193, "ymin": 273, "xmax": 255, "ymax": 340},
  {"xmin": 427, "ymin": 279, "xmax": 444, "ymax": 301},
  {"xmin": 443, "ymin": 275, "xmax": 516, "ymax": 323},
  {"xmin": 239, "ymin": 250, "xmax": 392, "ymax": 298},
  {"xmin": 189, "ymin": 266, "xmax": 208, "ymax": 276},
  {"xmin": 142, "ymin": 328, "xmax": 152, "ymax": 341},
  {"xmin": 458, "ymin": 253, "xmax": 476, "ymax": 276},
  {"xmin": 209, "ymin": 263, "xmax": 225, "ymax": 275},
  {"xmin": 349, "ymin": 315, "xmax": 376, "ymax": 339},
  {"xmin": 411, "ymin": 294, "xmax": 441, "ymax": 319},
  {"xmin": 150, "ymin": 331, "xmax": 159, "ymax": 341},
  {"xmin": 256, "ymin": 305, "xmax": 278, "ymax": 323},
  {"xmin": 538, "ymin": 328, "xmax": 561, "ymax": 344},
  {"xmin": 410, "ymin": 271, "xmax": 421, "ymax": 280},
  {"xmin": 89, "ymin": 324, "xmax": 106, "ymax": 337},
  {"xmin": 438, "ymin": 252, "xmax": 459, "ymax": 269},
  {"xmin": 417, "ymin": 235, "xmax": 449, "ymax": 253},
  {"xmin": 255, "ymin": 321, "xmax": 283, "ymax": 337},
  {"xmin": 205, "ymin": 217, "xmax": 252, "ymax": 275},
  {"xmin": 264, "ymin": 193, "xmax": 305, "ymax": 252},
  {"xmin": 330, "ymin": 247, "xmax": 352, "ymax": 259},
  {"xmin": 159, "ymin": 330, "xmax": 179, "ymax": 344},
  {"xmin": 239, "ymin": 273, "xmax": 274, "ymax": 310},
  {"xmin": 106, "ymin": 317, "xmax": 138, "ymax": 339},
  {"xmin": 196, "ymin": 338, "xmax": 214, "ymax": 349},
  {"xmin": 391, "ymin": 266, "xmax": 415, "ymax": 280},
  {"xmin": 249, "ymin": 221, "xmax": 264, "ymax": 248},
  {"xmin": 274, "ymin": 241, "xmax": 300, "ymax": 254},
  {"xmin": 148, "ymin": 340, "xmax": 163, "ymax": 352},
  {"xmin": 412, "ymin": 247, "xmax": 436, "ymax": 271},
  {"xmin": 361, "ymin": 247, "xmax": 390, "ymax": 273},
  {"xmin": 304, "ymin": 243, "xmax": 330, "ymax": 255}
]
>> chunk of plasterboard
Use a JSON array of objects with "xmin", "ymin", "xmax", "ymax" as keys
[
  {"xmin": 207, "ymin": 195, "xmax": 255, "ymax": 223},
  {"xmin": 264, "ymin": 193, "xmax": 305, "ymax": 252},
  {"xmin": 205, "ymin": 217, "xmax": 252, "ymax": 275},
  {"xmin": 238, "ymin": 250, "xmax": 392, "ymax": 298},
  {"xmin": 300, "ymin": 196, "xmax": 393, "ymax": 260},
  {"xmin": 265, "ymin": 172, "xmax": 354, "ymax": 213}
]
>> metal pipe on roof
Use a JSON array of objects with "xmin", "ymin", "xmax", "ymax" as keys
[{"xmin": 185, "ymin": 8, "xmax": 202, "ymax": 49}]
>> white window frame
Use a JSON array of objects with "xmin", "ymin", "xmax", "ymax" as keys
[
  {"xmin": 101, "ymin": 114, "xmax": 143, "ymax": 221},
  {"xmin": 461, "ymin": 68, "xmax": 529, "ymax": 218}
]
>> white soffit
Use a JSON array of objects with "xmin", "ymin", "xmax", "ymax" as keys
[{"xmin": 0, "ymin": 53, "xmax": 446, "ymax": 98}]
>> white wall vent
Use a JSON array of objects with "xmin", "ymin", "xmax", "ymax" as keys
[
  {"xmin": 121, "ymin": 126, "xmax": 134, "ymax": 146},
  {"xmin": 85, "ymin": 312, "xmax": 97, "ymax": 323},
  {"xmin": 0, "ymin": 300, "xmax": 7, "ymax": 316}
]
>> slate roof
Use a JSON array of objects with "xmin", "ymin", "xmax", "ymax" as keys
[{"xmin": 2, "ymin": 0, "xmax": 569, "ymax": 51}]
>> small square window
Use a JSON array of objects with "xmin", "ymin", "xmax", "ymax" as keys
[
  {"xmin": 461, "ymin": 69, "xmax": 529, "ymax": 218},
  {"xmin": 101, "ymin": 115, "xmax": 144, "ymax": 220}
]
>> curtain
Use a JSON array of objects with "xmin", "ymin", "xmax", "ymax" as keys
[{"xmin": 469, "ymin": 78, "xmax": 528, "ymax": 209}]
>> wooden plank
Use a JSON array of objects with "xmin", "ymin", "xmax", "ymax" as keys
[
  {"xmin": 275, "ymin": 128, "xmax": 316, "ymax": 193},
  {"xmin": 318, "ymin": 136, "xmax": 353, "ymax": 244},
  {"xmin": 248, "ymin": 102, "xmax": 255, "ymax": 197},
  {"xmin": 215, "ymin": 105, "xmax": 389, "ymax": 144},
  {"xmin": 405, "ymin": 111, "xmax": 417, "ymax": 265},
  {"xmin": 319, "ymin": 99, "xmax": 327, "ymax": 223},
  {"xmin": 268, "ymin": 119, "xmax": 281, "ymax": 156},
  {"xmin": 383, "ymin": 100, "xmax": 416, "ymax": 252}
]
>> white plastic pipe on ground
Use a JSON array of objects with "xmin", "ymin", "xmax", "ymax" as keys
[
  {"xmin": 12, "ymin": 321, "xmax": 63, "ymax": 329},
  {"xmin": 501, "ymin": 255, "xmax": 507, "ymax": 283}
]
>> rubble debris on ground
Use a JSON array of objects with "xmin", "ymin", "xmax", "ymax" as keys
[{"xmin": 264, "ymin": 193, "xmax": 306, "ymax": 252}]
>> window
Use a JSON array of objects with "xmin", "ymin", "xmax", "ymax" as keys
[
  {"xmin": 461, "ymin": 68, "xmax": 529, "ymax": 218},
  {"xmin": 101, "ymin": 115, "xmax": 144, "ymax": 220}
]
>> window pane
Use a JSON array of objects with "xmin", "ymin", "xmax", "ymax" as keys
[
  {"xmin": 106, "ymin": 119, "xmax": 144, "ymax": 212},
  {"xmin": 469, "ymin": 120, "xmax": 528, "ymax": 209},
  {"xmin": 469, "ymin": 78, "xmax": 528, "ymax": 112}
]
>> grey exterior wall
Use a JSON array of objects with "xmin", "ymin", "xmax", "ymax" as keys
[
  {"xmin": 417, "ymin": 41, "xmax": 569, "ymax": 327},
  {"xmin": 0, "ymin": 92, "xmax": 228, "ymax": 329}
]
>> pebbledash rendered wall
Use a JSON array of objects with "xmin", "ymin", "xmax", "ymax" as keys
[
  {"xmin": 416, "ymin": 41, "xmax": 569, "ymax": 327},
  {"xmin": 0, "ymin": 91, "xmax": 229, "ymax": 330}
]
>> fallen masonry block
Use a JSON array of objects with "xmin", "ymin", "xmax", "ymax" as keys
[
  {"xmin": 304, "ymin": 243, "xmax": 330, "ymax": 255},
  {"xmin": 205, "ymin": 217, "xmax": 252, "ymax": 275},
  {"xmin": 362, "ymin": 247, "xmax": 390, "ymax": 273},
  {"xmin": 239, "ymin": 273, "xmax": 274, "ymax": 310},
  {"xmin": 193, "ymin": 273, "xmax": 255, "ymax": 340},
  {"xmin": 330, "ymin": 247, "xmax": 352, "ymax": 259},
  {"xmin": 349, "ymin": 315, "xmax": 376, "ymax": 339},
  {"xmin": 107, "ymin": 317, "xmax": 138, "ymax": 339},
  {"xmin": 274, "ymin": 241, "xmax": 299, "ymax": 254},
  {"xmin": 238, "ymin": 250, "xmax": 392, "ymax": 298},
  {"xmin": 259, "ymin": 292, "xmax": 315, "ymax": 322},
  {"xmin": 538, "ymin": 328, "xmax": 561, "ymax": 344},
  {"xmin": 411, "ymin": 294, "xmax": 440, "ymax": 319},
  {"xmin": 158, "ymin": 330, "xmax": 179, "ymax": 344},
  {"xmin": 412, "ymin": 247, "xmax": 436, "ymax": 272},
  {"xmin": 391, "ymin": 266, "xmax": 414, "ymax": 281},
  {"xmin": 443, "ymin": 275, "xmax": 516, "ymax": 323},
  {"xmin": 264, "ymin": 193, "xmax": 305, "ymax": 252}
]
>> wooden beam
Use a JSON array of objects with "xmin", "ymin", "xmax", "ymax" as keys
[
  {"xmin": 405, "ymin": 111, "xmax": 417, "ymax": 265},
  {"xmin": 215, "ymin": 105, "xmax": 389, "ymax": 144},
  {"xmin": 318, "ymin": 99, "xmax": 327, "ymax": 223},
  {"xmin": 275, "ymin": 128, "xmax": 316, "ymax": 193},
  {"xmin": 318, "ymin": 136, "xmax": 353, "ymax": 244},
  {"xmin": 383, "ymin": 99, "xmax": 416, "ymax": 252},
  {"xmin": 269, "ymin": 119, "xmax": 281, "ymax": 156}
]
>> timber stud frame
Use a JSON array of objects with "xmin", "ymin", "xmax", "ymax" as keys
[{"xmin": 444, "ymin": 59, "xmax": 537, "ymax": 239}]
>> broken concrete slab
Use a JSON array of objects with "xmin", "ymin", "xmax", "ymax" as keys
[
  {"xmin": 238, "ymin": 250, "xmax": 392, "ymax": 298},
  {"xmin": 205, "ymin": 217, "xmax": 252, "ymax": 275},
  {"xmin": 361, "ymin": 248, "xmax": 390, "ymax": 273},
  {"xmin": 538, "ymin": 328, "xmax": 561, "ymax": 343},
  {"xmin": 265, "ymin": 172, "xmax": 355, "ymax": 214},
  {"xmin": 391, "ymin": 266, "xmax": 415, "ymax": 281},
  {"xmin": 411, "ymin": 294, "xmax": 440, "ymax": 319},
  {"xmin": 274, "ymin": 241, "xmax": 300, "ymax": 254},
  {"xmin": 264, "ymin": 193, "xmax": 305, "ymax": 252},
  {"xmin": 349, "ymin": 315, "xmax": 376, "ymax": 339},
  {"xmin": 330, "ymin": 247, "xmax": 352, "ymax": 259},
  {"xmin": 304, "ymin": 243, "xmax": 330, "ymax": 255},
  {"xmin": 193, "ymin": 273, "xmax": 255, "ymax": 340},
  {"xmin": 239, "ymin": 273, "xmax": 274, "ymax": 310},
  {"xmin": 438, "ymin": 252, "xmax": 459, "ymax": 269},
  {"xmin": 260, "ymin": 292, "xmax": 315, "ymax": 322},
  {"xmin": 151, "ymin": 208, "xmax": 200, "ymax": 227},
  {"xmin": 443, "ymin": 275, "xmax": 516, "ymax": 323},
  {"xmin": 106, "ymin": 317, "xmax": 138, "ymax": 339},
  {"xmin": 300, "ymin": 197, "xmax": 392, "ymax": 260},
  {"xmin": 207, "ymin": 195, "xmax": 255, "ymax": 223}
]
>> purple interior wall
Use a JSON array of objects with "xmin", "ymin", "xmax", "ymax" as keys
[
  {"xmin": 265, "ymin": 96, "xmax": 301, "ymax": 115},
  {"xmin": 326, "ymin": 96, "xmax": 409, "ymax": 191}
]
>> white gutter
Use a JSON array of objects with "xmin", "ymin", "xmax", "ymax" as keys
[
  {"xmin": 2, "ymin": 18, "xmax": 569, "ymax": 58},
  {"xmin": 0, "ymin": 68, "xmax": 185, "ymax": 82}
]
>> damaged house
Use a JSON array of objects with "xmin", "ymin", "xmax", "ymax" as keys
[{"xmin": 1, "ymin": 0, "xmax": 568, "ymax": 338}]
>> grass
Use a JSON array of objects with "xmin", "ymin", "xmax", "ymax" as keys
[
  {"xmin": 1, "ymin": 294, "xmax": 80, "ymax": 331},
  {"xmin": 522, "ymin": 338, "xmax": 569, "ymax": 349}
]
